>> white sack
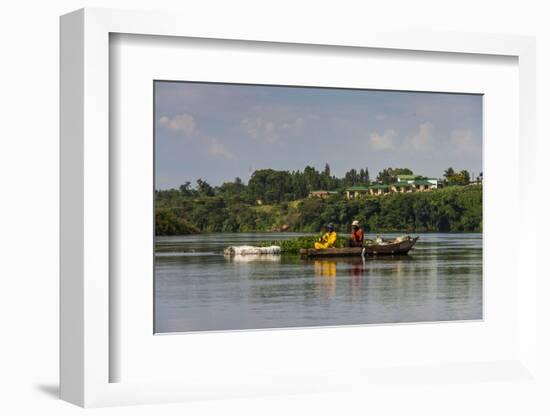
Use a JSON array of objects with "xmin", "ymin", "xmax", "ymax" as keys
[{"xmin": 223, "ymin": 245, "xmax": 281, "ymax": 256}]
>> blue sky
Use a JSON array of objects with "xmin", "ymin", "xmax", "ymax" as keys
[{"xmin": 155, "ymin": 81, "xmax": 482, "ymax": 189}]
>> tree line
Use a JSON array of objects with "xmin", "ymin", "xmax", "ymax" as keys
[
  {"xmin": 165, "ymin": 164, "xmax": 479, "ymax": 205},
  {"xmin": 175, "ymin": 164, "xmax": 371, "ymax": 205},
  {"xmin": 155, "ymin": 165, "xmax": 482, "ymax": 235}
]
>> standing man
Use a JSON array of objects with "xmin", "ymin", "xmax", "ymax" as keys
[{"xmin": 348, "ymin": 220, "xmax": 364, "ymax": 247}]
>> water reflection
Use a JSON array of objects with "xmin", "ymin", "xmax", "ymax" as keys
[
  {"xmin": 155, "ymin": 233, "xmax": 482, "ymax": 333},
  {"xmin": 313, "ymin": 260, "xmax": 337, "ymax": 298},
  {"xmin": 313, "ymin": 260, "xmax": 337, "ymax": 277},
  {"xmin": 224, "ymin": 254, "xmax": 282, "ymax": 263}
]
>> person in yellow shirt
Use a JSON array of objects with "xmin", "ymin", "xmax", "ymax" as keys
[{"xmin": 314, "ymin": 223, "xmax": 337, "ymax": 249}]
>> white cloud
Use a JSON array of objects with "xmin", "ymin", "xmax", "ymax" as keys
[
  {"xmin": 450, "ymin": 129, "xmax": 480, "ymax": 154},
  {"xmin": 241, "ymin": 118, "xmax": 272, "ymax": 142},
  {"xmin": 159, "ymin": 113, "xmax": 196, "ymax": 136},
  {"xmin": 281, "ymin": 117, "xmax": 305, "ymax": 132},
  {"xmin": 208, "ymin": 139, "xmax": 236, "ymax": 160},
  {"xmin": 369, "ymin": 123, "xmax": 436, "ymax": 152},
  {"xmin": 241, "ymin": 117, "xmax": 305, "ymax": 144},
  {"xmin": 159, "ymin": 113, "xmax": 236, "ymax": 160},
  {"xmin": 404, "ymin": 122, "xmax": 434, "ymax": 151},
  {"xmin": 369, "ymin": 129, "xmax": 397, "ymax": 150}
]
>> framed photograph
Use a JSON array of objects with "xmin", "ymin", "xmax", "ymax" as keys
[
  {"xmin": 153, "ymin": 80, "xmax": 484, "ymax": 334},
  {"xmin": 60, "ymin": 8, "xmax": 538, "ymax": 407}
]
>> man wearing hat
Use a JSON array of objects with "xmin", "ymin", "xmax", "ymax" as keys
[
  {"xmin": 347, "ymin": 220, "xmax": 364, "ymax": 247},
  {"xmin": 314, "ymin": 223, "xmax": 337, "ymax": 249}
]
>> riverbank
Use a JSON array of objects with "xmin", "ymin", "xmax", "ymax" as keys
[
  {"xmin": 155, "ymin": 207, "xmax": 200, "ymax": 235},
  {"xmin": 155, "ymin": 184, "xmax": 482, "ymax": 235}
]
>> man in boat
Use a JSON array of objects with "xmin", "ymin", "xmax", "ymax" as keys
[
  {"xmin": 347, "ymin": 220, "xmax": 364, "ymax": 247},
  {"xmin": 314, "ymin": 223, "xmax": 337, "ymax": 249}
]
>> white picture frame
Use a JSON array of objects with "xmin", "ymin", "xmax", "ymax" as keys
[{"xmin": 60, "ymin": 7, "xmax": 538, "ymax": 407}]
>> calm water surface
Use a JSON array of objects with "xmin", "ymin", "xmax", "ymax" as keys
[{"xmin": 154, "ymin": 233, "xmax": 482, "ymax": 333}]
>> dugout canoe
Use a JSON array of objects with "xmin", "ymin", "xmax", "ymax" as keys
[{"xmin": 299, "ymin": 236, "xmax": 419, "ymax": 258}]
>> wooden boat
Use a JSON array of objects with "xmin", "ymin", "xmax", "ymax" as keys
[{"xmin": 299, "ymin": 236, "xmax": 419, "ymax": 258}]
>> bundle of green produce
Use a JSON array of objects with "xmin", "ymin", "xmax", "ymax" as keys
[{"xmin": 261, "ymin": 235, "xmax": 348, "ymax": 254}]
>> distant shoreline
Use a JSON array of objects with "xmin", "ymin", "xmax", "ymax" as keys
[{"xmin": 156, "ymin": 184, "xmax": 482, "ymax": 236}]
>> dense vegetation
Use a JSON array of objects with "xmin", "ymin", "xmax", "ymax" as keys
[
  {"xmin": 155, "ymin": 208, "xmax": 200, "ymax": 235},
  {"xmin": 155, "ymin": 166, "xmax": 482, "ymax": 235},
  {"xmin": 174, "ymin": 164, "xmax": 372, "ymax": 205},
  {"xmin": 260, "ymin": 235, "xmax": 349, "ymax": 254}
]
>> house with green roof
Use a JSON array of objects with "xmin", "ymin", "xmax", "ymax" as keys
[
  {"xmin": 397, "ymin": 174, "xmax": 440, "ymax": 190},
  {"xmin": 391, "ymin": 182, "xmax": 414, "ymax": 193},
  {"xmin": 345, "ymin": 184, "xmax": 391, "ymax": 198},
  {"xmin": 344, "ymin": 185, "xmax": 370, "ymax": 199},
  {"xmin": 368, "ymin": 184, "xmax": 390, "ymax": 196},
  {"xmin": 396, "ymin": 174, "xmax": 421, "ymax": 182}
]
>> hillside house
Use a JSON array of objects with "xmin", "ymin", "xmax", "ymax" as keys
[
  {"xmin": 344, "ymin": 173, "xmax": 441, "ymax": 199},
  {"xmin": 391, "ymin": 182, "xmax": 414, "ymax": 193},
  {"xmin": 344, "ymin": 186, "xmax": 370, "ymax": 199},
  {"xmin": 309, "ymin": 190, "xmax": 339, "ymax": 199},
  {"xmin": 396, "ymin": 174, "xmax": 439, "ymax": 189},
  {"xmin": 368, "ymin": 184, "xmax": 390, "ymax": 196}
]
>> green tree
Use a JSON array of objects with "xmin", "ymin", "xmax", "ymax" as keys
[
  {"xmin": 459, "ymin": 170, "xmax": 471, "ymax": 185},
  {"xmin": 376, "ymin": 167, "xmax": 413, "ymax": 184},
  {"xmin": 443, "ymin": 167, "xmax": 455, "ymax": 180},
  {"xmin": 155, "ymin": 208, "xmax": 199, "ymax": 235},
  {"xmin": 445, "ymin": 169, "xmax": 470, "ymax": 185},
  {"xmin": 179, "ymin": 181, "xmax": 194, "ymax": 196},
  {"xmin": 344, "ymin": 168, "xmax": 359, "ymax": 186},
  {"xmin": 196, "ymin": 178, "xmax": 214, "ymax": 196}
]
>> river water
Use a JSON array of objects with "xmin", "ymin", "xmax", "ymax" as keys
[{"xmin": 154, "ymin": 232, "xmax": 482, "ymax": 333}]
